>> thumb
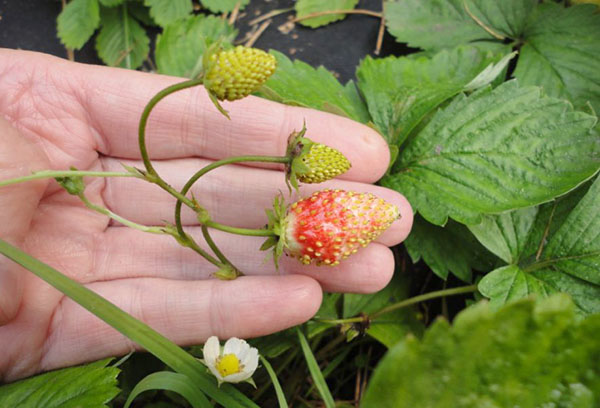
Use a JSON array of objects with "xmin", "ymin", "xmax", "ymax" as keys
[{"xmin": 0, "ymin": 116, "xmax": 49, "ymax": 324}]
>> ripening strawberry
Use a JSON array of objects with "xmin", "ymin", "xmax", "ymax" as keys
[{"xmin": 281, "ymin": 189, "xmax": 399, "ymax": 266}]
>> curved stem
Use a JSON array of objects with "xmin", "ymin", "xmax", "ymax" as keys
[
  {"xmin": 138, "ymin": 77, "xmax": 204, "ymax": 204},
  {"xmin": 201, "ymin": 224, "xmax": 233, "ymax": 266},
  {"xmin": 314, "ymin": 284, "xmax": 478, "ymax": 326},
  {"xmin": 78, "ymin": 193, "xmax": 165, "ymax": 234},
  {"xmin": 0, "ymin": 170, "xmax": 137, "ymax": 188},
  {"xmin": 175, "ymin": 155, "xmax": 289, "ymax": 238},
  {"xmin": 180, "ymin": 232, "xmax": 223, "ymax": 268},
  {"xmin": 371, "ymin": 284, "xmax": 478, "ymax": 320}
]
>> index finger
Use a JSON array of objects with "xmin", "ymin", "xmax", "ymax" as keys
[{"xmin": 54, "ymin": 51, "xmax": 389, "ymax": 183}]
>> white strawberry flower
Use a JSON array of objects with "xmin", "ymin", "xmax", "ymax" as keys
[{"xmin": 202, "ymin": 336, "xmax": 259, "ymax": 385}]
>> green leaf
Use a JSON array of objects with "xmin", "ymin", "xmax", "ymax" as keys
[
  {"xmin": 256, "ymin": 51, "xmax": 370, "ymax": 124},
  {"xmin": 155, "ymin": 15, "xmax": 237, "ymax": 78},
  {"xmin": 0, "ymin": 359, "xmax": 120, "ymax": 408},
  {"xmin": 57, "ymin": 0, "xmax": 100, "ymax": 50},
  {"xmin": 99, "ymin": 0, "xmax": 124, "ymax": 6},
  {"xmin": 199, "ymin": 0, "xmax": 250, "ymax": 13},
  {"xmin": 128, "ymin": 1, "xmax": 156, "ymax": 26},
  {"xmin": 124, "ymin": 371, "xmax": 210, "ymax": 408},
  {"xmin": 384, "ymin": 0, "xmax": 493, "ymax": 51},
  {"xmin": 95, "ymin": 5, "xmax": 150, "ymax": 69},
  {"xmin": 356, "ymin": 44, "xmax": 510, "ymax": 146},
  {"xmin": 405, "ymin": 215, "xmax": 497, "ymax": 281},
  {"xmin": 513, "ymin": 3, "xmax": 600, "ymax": 113},
  {"xmin": 295, "ymin": 0, "xmax": 359, "ymax": 28},
  {"xmin": 478, "ymin": 176, "xmax": 600, "ymax": 315},
  {"xmin": 380, "ymin": 81, "xmax": 600, "ymax": 226},
  {"xmin": 296, "ymin": 328, "xmax": 335, "ymax": 408},
  {"xmin": 143, "ymin": 0, "xmax": 193, "ymax": 27},
  {"xmin": 362, "ymin": 295, "xmax": 600, "ymax": 408},
  {"xmin": 468, "ymin": 206, "xmax": 539, "ymax": 264},
  {"xmin": 462, "ymin": 0, "xmax": 537, "ymax": 38}
]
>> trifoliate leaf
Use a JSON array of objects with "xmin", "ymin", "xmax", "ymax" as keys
[
  {"xmin": 57, "ymin": 0, "xmax": 100, "ymax": 50},
  {"xmin": 513, "ymin": 3, "xmax": 600, "ymax": 113},
  {"xmin": 199, "ymin": 0, "xmax": 249, "ymax": 13},
  {"xmin": 384, "ymin": 0, "xmax": 494, "ymax": 51},
  {"xmin": 256, "ymin": 51, "xmax": 370, "ymax": 124},
  {"xmin": 478, "ymin": 176, "xmax": 600, "ymax": 315},
  {"xmin": 356, "ymin": 44, "xmax": 510, "ymax": 146},
  {"xmin": 95, "ymin": 5, "xmax": 150, "ymax": 69},
  {"xmin": 143, "ymin": 0, "xmax": 192, "ymax": 27},
  {"xmin": 0, "ymin": 358, "xmax": 120, "ymax": 408},
  {"xmin": 462, "ymin": 0, "xmax": 537, "ymax": 39},
  {"xmin": 155, "ymin": 15, "xmax": 237, "ymax": 78},
  {"xmin": 295, "ymin": 0, "xmax": 359, "ymax": 28},
  {"xmin": 362, "ymin": 295, "xmax": 600, "ymax": 408},
  {"xmin": 405, "ymin": 215, "xmax": 498, "ymax": 282},
  {"xmin": 380, "ymin": 81, "xmax": 600, "ymax": 226}
]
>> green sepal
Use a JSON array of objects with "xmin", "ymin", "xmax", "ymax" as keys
[
  {"xmin": 55, "ymin": 166, "xmax": 85, "ymax": 195},
  {"xmin": 284, "ymin": 123, "xmax": 312, "ymax": 192},
  {"xmin": 120, "ymin": 163, "xmax": 145, "ymax": 178},
  {"xmin": 260, "ymin": 194, "xmax": 289, "ymax": 269},
  {"xmin": 207, "ymin": 91, "xmax": 230, "ymax": 120},
  {"xmin": 213, "ymin": 264, "xmax": 242, "ymax": 280}
]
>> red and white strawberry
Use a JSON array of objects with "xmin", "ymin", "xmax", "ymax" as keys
[{"xmin": 263, "ymin": 189, "xmax": 400, "ymax": 267}]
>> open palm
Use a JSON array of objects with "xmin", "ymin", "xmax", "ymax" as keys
[{"xmin": 0, "ymin": 49, "xmax": 412, "ymax": 382}]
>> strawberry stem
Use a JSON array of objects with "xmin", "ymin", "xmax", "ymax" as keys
[
  {"xmin": 174, "ymin": 155, "xmax": 290, "ymax": 238},
  {"xmin": 0, "ymin": 170, "xmax": 138, "ymax": 188},
  {"xmin": 203, "ymin": 220, "xmax": 276, "ymax": 237},
  {"xmin": 138, "ymin": 77, "xmax": 205, "ymax": 212},
  {"xmin": 314, "ymin": 284, "xmax": 478, "ymax": 325}
]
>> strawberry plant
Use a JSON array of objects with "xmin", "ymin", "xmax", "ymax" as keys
[{"xmin": 0, "ymin": 0, "xmax": 599, "ymax": 407}]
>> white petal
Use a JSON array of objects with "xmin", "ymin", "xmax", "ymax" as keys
[
  {"xmin": 223, "ymin": 337, "xmax": 244, "ymax": 356},
  {"xmin": 207, "ymin": 364, "xmax": 225, "ymax": 382},
  {"xmin": 203, "ymin": 336, "xmax": 221, "ymax": 367},
  {"xmin": 235, "ymin": 341, "xmax": 252, "ymax": 361},
  {"xmin": 222, "ymin": 370, "xmax": 253, "ymax": 383},
  {"xmin": 241, "ymin": 348, "xmax": 259, "ymax": 375}
]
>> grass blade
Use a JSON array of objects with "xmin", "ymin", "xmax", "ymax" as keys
[
  {"xmin": 295, "ymin": 327, "xmax": 335, "ymax": 408},
  {"xmin": 124, "ymin": 371, "xmax": 211, "ymax": 408},
  {"xmin": 0, "ymin": 238, "xmax": 258, "ymax": 408},
  {"xmin": 259, "ymin": 355, "xmax": 288, "ymax": 408}
]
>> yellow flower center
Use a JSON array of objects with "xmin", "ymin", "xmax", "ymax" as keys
[{"xmin": 216, "ymin": 354, "xmax": 242, "ymax": 377}]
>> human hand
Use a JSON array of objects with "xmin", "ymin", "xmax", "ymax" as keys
[{"xmin": 0, "ymin": 49, "xmax": 412, "ymax": 381}]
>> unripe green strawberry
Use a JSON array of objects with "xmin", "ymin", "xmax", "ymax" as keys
[
  {"xmin": 282, "ymin": 189, "xmax": 399, "ymax": 266},
  {"xmin": 285, "ymin": 125, "xmax": 351, "ymax": 191},
  {"xmin": 296, "ymin": 143, "xmax": 351, "ymax": 184},
  {"xmin": 204, "ymin": 46, "xmax": 277, "ymax": 101}
]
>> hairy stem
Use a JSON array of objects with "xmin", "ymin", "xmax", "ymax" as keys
[
  {"xmin": 138, "ymin": 77, "xmax": 204, "ymax": 209},
  {"xmin": 78, "ymin": 193, "xmax": 165, "ymax": 234},
  {"xmin": 0, "ymin": 170, "xmax": 137, "ymax": 188}
]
